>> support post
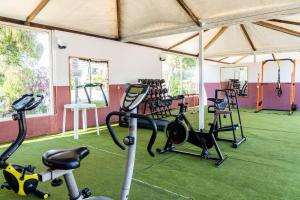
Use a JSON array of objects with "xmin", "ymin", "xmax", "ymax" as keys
[{"xmin": 198, "ymin": 28, "xmax": 204, "ymax": 130}]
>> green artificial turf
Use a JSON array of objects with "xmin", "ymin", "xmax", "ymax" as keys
[{"xmin": 0, "ymin": 108, "xmax": 300, "ymax": 200}]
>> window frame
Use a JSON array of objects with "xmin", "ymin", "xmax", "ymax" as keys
[
  {"xmin": 68, "ymin": 56, "xmax": 110, "ymax": 107},
  {"xmin": 0, "ymin": 22, "xmax": 54, "ymax": 121}
]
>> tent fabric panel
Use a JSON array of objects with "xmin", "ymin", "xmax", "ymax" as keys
[
  {"xmin": 248, "ymin": 23, "xmax": 300, "ymax": 51},
  {"xmin": 0, "ymin": 0, "xmax": 40, "ymax": 20},
  {"xmin": 184, "ymin": 0, "xmax": 300, "ymax": 19},
  {"xmin": 136, "ymin": 31, "xmax": 198, "ymax": 50},
  {"xmin": 205, "ymin": 25, "xmax": 253, "ymax": 57},
  {"xmin": 33, "ymin": 0, "xmax": 118, "ymax": 37},
  {"xmin": 121, "ymin": 0, "xmax": 192, "ymax": 37}
]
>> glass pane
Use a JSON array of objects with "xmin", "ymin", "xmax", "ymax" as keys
[
  {"xmin": 0, "ymin": 25, "xmax": 51, "ymax": 118},
  {"xmin": 70, "ymin": 58, "xmax": 109, "ymax": 107},
  {"xmin": 162, "ymin": 54, "xmax": 197, "ymax": 96}
]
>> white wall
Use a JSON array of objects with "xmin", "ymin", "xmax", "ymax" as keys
[
  {"xmin": 51, "ymin": 29, "xmax": 300, "ymax": 86},
  {"xmin": 203, "ymin": 62, "xmax": 220, "ymax": 83},
  {"xmin": 52, "ymin": 30, "xmax": 162, "ymax": 86},
  {"xmin": 203, "ymin": 60, "xmax": 300, "ymax": 83}
]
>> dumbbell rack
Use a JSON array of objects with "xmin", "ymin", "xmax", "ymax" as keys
[{"xmin": 138, "ymin": 79, "xmax": 177, "ymax": 119}]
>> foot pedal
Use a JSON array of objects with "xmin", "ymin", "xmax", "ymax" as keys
[
  {"xmin": 82, "ymin": 188, "xmax": 92, "ymax": 198},
  {"xmin": 51, "ymin": 178, "xmax": 63, "ymax": 187}
]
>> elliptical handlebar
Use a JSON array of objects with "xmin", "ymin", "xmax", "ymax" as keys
[
  {"xmin": 12, "ymin": 94, "xmax": 44, "ymax": 112},
  {"xmin": 106, "ymin": 111, "xmax": 158, "ymax": 157}
]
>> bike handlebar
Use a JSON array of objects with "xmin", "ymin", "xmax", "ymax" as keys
[
  {"xmin": 106, "ymin": 112, "xmax": 157, "ymax": 157},
  {"xmin": 12, "ymin": 94, "xmax": 44, "ymax": 112}
]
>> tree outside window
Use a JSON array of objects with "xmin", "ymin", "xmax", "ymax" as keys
[
  {"xmin": 0, "ymin": 24, "xmax": 51, "ymax": 118},
  {"xmin": 162, "ymin": 54, "xmax": 198, "ymax": 96}
]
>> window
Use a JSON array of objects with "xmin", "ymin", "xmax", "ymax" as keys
[
  {"xmin": 69, "ymin": 57, "xmax": 109, "ymax": 107},
  {"xmin": 162, "ymin": 54, "xmax": 198, "ymax": 96},
  {"xmin": 0, "ymin": 23, "xmax": 52, "ymax": 118}
]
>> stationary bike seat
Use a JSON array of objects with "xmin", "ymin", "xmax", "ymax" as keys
[
  {"xmin": 42, "ymin": 147, "xmax": 89, "ymax": 170},
  {"xmin": 207, "ymin": 98, "xmax": 224, "ymax": 104}
]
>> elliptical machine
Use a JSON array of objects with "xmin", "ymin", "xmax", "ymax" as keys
[
  {"xmin": 0, "ymin": 94, "xmax": 50, "ymax": 199},
  {"xmin": 157, "ymin": 101, "xmax": 228, "ymax": 166},
  {"xmin": 106, "ymin": 84, "xmax": 157, "ymax": 199},
  {"xmin": 39, "ymin": 84, "xmax": 157, "ymax": 200}
]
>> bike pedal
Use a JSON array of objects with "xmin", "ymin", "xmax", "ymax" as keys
[
  {"xmin": 81, "ymin": 188, "xmax": 92, "ymax": 198},
  {"xmin": 51, "ymin": 178, "xmax": 63, "ymax": 187}
]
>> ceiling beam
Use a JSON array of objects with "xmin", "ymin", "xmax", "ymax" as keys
[
  {"xmin": 168, "ymin": 32, "xmax": 199, "ymax": 50},
  {"xmin": 218, "ymin": 57, "xmax": 229, "ymax": 61},
  {"xmin": 122, "ymin": 3, "xmax": 300, "ymax": 42},
  {"xmin": 26, "ymin": 0, "xmax": 49, "ymax": 24},
  {"xmin": 233, "ymin": 55, "xmax": 248, "ymax": 64},
  {"xmin": 205, "ymin": 58, "xmax": 231, "ymax": 64},
  {"xmin": 204, "ymin": 27, "xmax": 227, "ymax": 50},
  {"xmin": 240, "ymin": 24, "xmax": 256, "ymax": 51},
  {"xmin": 254, "ymin": 21, "xmax": 300, "ymax": 37},
  {"xmin": 176, "ymin": 0, "xmax": 201, "ymax": 27},
  {"xmin": 116, "ymin": 0, "xmax": 121, "ymax": 39},
  {"xmin": 269, "ymin": 19, "xmax": 300, "ymax": 26}
]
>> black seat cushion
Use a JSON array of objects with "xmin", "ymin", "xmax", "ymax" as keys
[
  {"xmin": 42, "ymin": 147, "xmax": 89, "ymax": 170},
  {"xmin": 207, "ymin": 98, "xmax": 224, "ymax": 104}
]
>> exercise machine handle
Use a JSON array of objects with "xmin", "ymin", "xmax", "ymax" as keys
[
  {"xmin": 106, "ymin": 112, "xmax": 157, "ymax": 157},
  {"xmin": 130, "ymin": 113, "xmax": 157, "ymax": 157}
]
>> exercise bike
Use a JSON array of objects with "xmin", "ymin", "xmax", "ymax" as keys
[
  {"xmin": 0, "ymin": 94, "xmax": 93, "ymax": 199},
  {"xmin": 39, "ymin": 84, "xmax": 158, "ymax": 200},
  {"xmin": 0, "ymin": 94, "xmax": 50, "ymax": 199},
  {"xmin": 157, "ymin": 101, "xmax": 228, "ymax": 166}
]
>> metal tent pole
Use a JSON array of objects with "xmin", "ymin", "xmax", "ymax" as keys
[{"xmin": 198, "ymin": 28, "xmax": 204, "ymax": 130}]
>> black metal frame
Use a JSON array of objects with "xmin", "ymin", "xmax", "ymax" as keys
[
  {"xmin": 156, "ymin": 103, "xmax": 228, "ymax": 166},
  {"xmin": 209, "ymin": 89, "xmax": 246, "ymax": 148}
]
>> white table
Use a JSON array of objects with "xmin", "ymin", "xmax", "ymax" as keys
[{"xmin": 62, "ymin": 103, "xmax": 99, "ymax": 139}]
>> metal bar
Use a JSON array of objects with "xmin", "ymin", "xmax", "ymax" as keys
[{"xmin": 198, "ymin": 28, "xmax": 204, "ymax": 130}]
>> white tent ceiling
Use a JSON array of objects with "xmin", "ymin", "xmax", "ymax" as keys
[{"xmin": 0, "ymin": 0, "xmax": 300, "ymax": 63}]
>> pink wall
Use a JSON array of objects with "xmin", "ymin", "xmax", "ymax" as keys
[
  {"xmin": 217, "ymin": 82, "xmax": 300, "ymax": 109},
  {"xmin": 0, "ymin": 82, "xmax": 298, "ymax": 144}
]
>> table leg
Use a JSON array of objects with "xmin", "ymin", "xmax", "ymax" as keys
[
  {"xmin": 74, "ymin": 107, "xmax": 79, "ymax": 139},
  {"xmin": 95, "ymin": 108, "xmax": 99, "ymax": 135}
]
